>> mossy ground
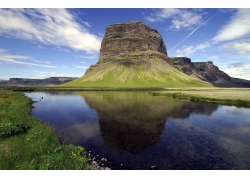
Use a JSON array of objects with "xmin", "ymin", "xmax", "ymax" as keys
[{"xmin": 0, "ymin": 88, "xmax": 88, "ymax": 170}]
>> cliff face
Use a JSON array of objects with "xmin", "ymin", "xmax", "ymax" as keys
[
  {"xmin": 98, "ymin": 21, "xmax": 168, "ymax": 63},
  {"xmin": 171, "ymin": 57, "xmax": 250, "ymax": 87},
  {"xmin": 5, "ymin": 77, "xmax": 77, "ymax": 86},
  {"xmin": 65, "ymin": 21, "xmax": 212, "ymax": 87}
]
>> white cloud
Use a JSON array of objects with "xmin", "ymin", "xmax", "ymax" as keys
[
  {"xmin": 32, "ymin": 59, "xmax": 51, "ymax": 64},
  {"xmin": 228, "ymin": 62, "xmax": 246, "ymax": 68},
  {"xmin": 73, "ymin": 65, "xmax": 89, "ymax": 69},
  {"xmin": 176, "ymin": 42, "xmax": 211, "ymax": 57},
  {"xmin": 0, "ymin": 8, "xmax": 101, "ymax": 53},
  {"xmin": 224, "ymin": 64, "xmax": 250, "ymax": 80},
  {"xmin": 168, "ymin": 12, "xmax": 218, "ymax": 53},
  {"xmin": 145, "ymin": 8, "xmax": 181, "ymax": 22},
  {"xmin": 239, "ymin": 51, "xmax": 246, "ymax": 54},
  {"xmin": 0, "ymin": 48, "xmax": 56, "ymax": 68},
  {"xmin": 213, "ymin": 9, "xmax": 250, "ymax": 42},
  {"xmin": 82, "ymin": 21, "xmax": 91, "ymax": 27},
  {"xmin": 144, "ymin": 8, "xmax": 204, "ymax": 31},
  {"xmin": 78, "ymin": 55, "xmax": 98, "ymax": 59},
  {"xmin": 220, "ymin": 41, "xmax": 250, "ymax": 53},
  {"xmin": 210, "ymin": 55, "xmax": 219, "ymax": 60},
  {"xmin": 33, "ymin": 71, "xmax": 65, "ymax": 79}
]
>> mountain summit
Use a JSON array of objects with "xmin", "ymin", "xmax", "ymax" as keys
[
  {"xmin": 64, "ymin": 21, "xmax": 212, "ymax": 87},
  {"xmin": 99, "ymin": 21, "xmax": 168, "ymax": 62}
]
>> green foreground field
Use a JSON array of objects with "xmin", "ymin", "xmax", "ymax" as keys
[
  {"xmin": 150, "ymin": 88, "xmax": 250, "ymax": 107},
  {"xmin": 0, "ymin": 88, "xmax": 88, "ymax": 170}
]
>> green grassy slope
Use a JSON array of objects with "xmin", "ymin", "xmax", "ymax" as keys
[{"xmin": 63, "ymin": 58, "xmax": 213, "ymax": 88}]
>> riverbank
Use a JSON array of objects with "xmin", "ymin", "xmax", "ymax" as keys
[
  {"xmin": 0, "ymin": 88, "xmax": 88, "ymax": 170},
  {"xmin": 4, "ymin": 86, "xmax": 166, "ymax": 92},
  {"xmin": 150, "ymin": 88, "xmax": 250, "ymax": 107},
  {"xmin": 4, "ymin": 86, "xmax": 250, "ymax": 107}
]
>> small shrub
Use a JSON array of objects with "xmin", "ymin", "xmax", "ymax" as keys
[{"xmin": 0, "ymin": 123, "xmax": 30, "ymax": 138}]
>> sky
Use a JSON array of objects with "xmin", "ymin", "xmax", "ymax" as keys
[{"xmin": 1, "ymin": 2, "xmax": 250, "ymax": 80}]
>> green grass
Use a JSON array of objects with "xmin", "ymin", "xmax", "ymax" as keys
[
  {"xmin": 150, "ymin": 88, "xmax": 250, "ymax": 107},
  {"xmin": 0, "ymin": 88, "xmax": 88, "ymax": 170},
  {"xmin": 63, "ymin": 58, "xmax": 213, "ymax": 88},
  {"xmin": 0, "ymin": 123, "xmax": 30, "ymax": 138}
]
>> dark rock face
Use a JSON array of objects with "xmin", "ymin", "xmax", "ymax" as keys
[
  {"xmin": 98, "ymin": 21, "xmax": 168, "ymax": 63},
  {"xmin": 171, "ymin": 57, "xmax": 250, "ymax": 87},
  {"xmin": 5, "ymin": 77, "xmax": 77, "ymax": 86}
]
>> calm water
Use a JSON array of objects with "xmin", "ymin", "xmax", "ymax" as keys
[{"xmin": 25, "ymin": 91, "xmax": 250, "ymax": 170}]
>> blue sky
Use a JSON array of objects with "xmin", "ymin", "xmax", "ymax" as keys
[{"xmin": 1, "ymin": 3, "xmax": 250, "ymax": 80}]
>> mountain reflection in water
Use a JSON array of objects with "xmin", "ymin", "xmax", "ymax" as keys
[
  {"xmin": 81, "ymin": 91, "xmax": 218, "ymax": 153},
  {"xmin": 25, "ymin": 91, "xmax": 250, "ymax": 170}
]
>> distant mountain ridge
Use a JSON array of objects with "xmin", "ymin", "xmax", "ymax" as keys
[
  {"xmin": 1, "ymin": 77, "xmax": 77, "ymax": 86},
  {"xmin": 170, "ymin": 57, "xmax": 250, "ymax": 87}
]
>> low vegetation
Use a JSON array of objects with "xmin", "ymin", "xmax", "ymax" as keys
[
  {"xmin": 0, "ymin": 88, "xmax": 88, "ymax": 170},
  {"xmin": 63, "ymin": 58, "xmax": 212, "ymax": 88},
  {"xmin": 150, "ymin": 88, "xmax": 250, "ymax": 107}
]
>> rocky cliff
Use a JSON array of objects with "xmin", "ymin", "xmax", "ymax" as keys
[
  {"xmin": 3, "ymin": 77, "xmax": 77, "ymax": 86},
  {"xmin": 65, "ymin": 21, "xmax": 211, "ymax": 87},
  {"xmin": 171, "ymin": 57, "xmax": 250, "ymax": 87},
  {"xmin": 98, "ymin": 21, "xmax": 169, "ymax": 63}
]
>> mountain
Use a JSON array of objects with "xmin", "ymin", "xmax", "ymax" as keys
[
  {"xmin": 64, "ymin": 21, "xmax": 212, "ymax": 88},
  {"xmin": 171, "ymin": 57, "xmax": 250, "ymax": 87},
  {"xmin": 1, "ymin": 77, "xmax": 77, "ymax": 86}
]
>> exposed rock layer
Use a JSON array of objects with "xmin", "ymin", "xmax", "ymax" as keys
[
  {"xmin": 171, "ymin": 57, "xmax": 250, "ymax": 87},
  {"xmin": 98, "ymin": 21, "xmax": 168, "ymax": 63}
]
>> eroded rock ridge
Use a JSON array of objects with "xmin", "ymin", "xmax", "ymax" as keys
[{"xmin": 98, "ymin": 21, "xmax": 168, "ymax": 63}]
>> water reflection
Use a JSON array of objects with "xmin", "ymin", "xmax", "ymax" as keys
[
  {"xmin": 25, "ymin": 91, "xmax": 250, "ymax": 169},
  {"xmin": 78, "ymin": 92, "xmax": 218, "ymax": 153}
]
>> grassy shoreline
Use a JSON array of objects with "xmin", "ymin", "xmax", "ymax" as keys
[
  {"xmin": 4, "ymin": 86, "xmax": 167, "ymax": 91},
  {"xmin": 150, "ymin": 89, "xmax": 250, "ymax": 107},
  {"xmin": 4, "ymin": 86, "xmax": 250, "ymax": 108},
  {"xmin": 0, "ymin": 88, "xmax": 88, "ymax": 170}
]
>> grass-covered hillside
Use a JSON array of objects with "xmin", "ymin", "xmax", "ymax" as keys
[{"xmin": 63, "ymin": 55, "xmax": 213, "ymax": 88}]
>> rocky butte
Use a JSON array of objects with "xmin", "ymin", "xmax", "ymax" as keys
[
  {"xmin": 64, "ymin": 21, "xmax": 250, "ymax": 88},
  {"xmin": 65, "ymin": 21, "xmax": 210, "ymax": 87},
  {"xmin": 98, "ymin": 21, "xmax": 168, "ymax": 63}
]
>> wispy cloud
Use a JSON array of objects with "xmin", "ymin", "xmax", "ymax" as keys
[
  {"xmin": 175, "ymin": 42, "xmax": 211, "ymax": 57},
  {"xmin": 0, "ymin": 48, "xmax": 56, "ymax": 68},
  {"xmin": 32, "ymin": 71, "xmax": 65, "ymax": 79},
  {"xmin": 209, "ymin": 55, "xmax": 220, "ymax": 60},
  {"xmin": 213, "ymin": 9, "xmax": 250, "ymax": 42},
  {"xmin": 32, "ymin": 59, "xmax": 51, "ymax": 64},
  {"xmin": 168, "ymin": 12, "xmax": 218, "ymax": 53},
  {"xmin": 144, "ymin": 8, "xmax": 204, "ymax": 31},
  {"xmin": 73, "ymin": 65, "xmax": 89, "ymax": 69},
  {"xmin": 227, "ymin": 62, "xmax": 246, "ymax": 68},
  {"xmin": 219, "ymin": 40, "xmax": 250, "ymax": 54},
  {"xmin": 224, "ymin": 64, "xmax": 250, "ymax": 80},
  {"xmin": 77, "ymin": 55, "xmax": 98, "ymax": 59},
  {"xmin": 0, "ymin": 9, "xmax": 101, "ymax": 53}
]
